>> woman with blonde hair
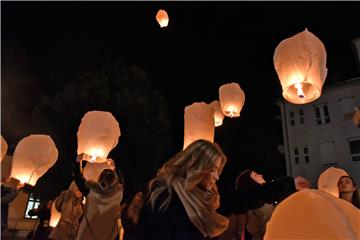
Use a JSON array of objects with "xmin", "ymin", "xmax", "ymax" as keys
[{"xmin": 137, "ymin": 139, "xmax": 229, "ymax": 240}]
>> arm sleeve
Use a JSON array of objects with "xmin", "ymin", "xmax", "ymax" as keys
[{"xmin": 73, "ymin": 161, "xmax": 90, "ymax": 196}]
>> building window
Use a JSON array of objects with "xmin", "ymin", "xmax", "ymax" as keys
[
  {"xmin": 319, "ymin": 141, "xmax": 337, "ymax": 165},
  {"xmin": 299, "ymin": 109, "xmax": 305, "ymax": 124},
  {"xmin": 289, "ymin": 110, "xmax": 295, "ymax": 126},
  {"xmin": 24, "ymin": 194, "xmax": 40, "ymax": 219},
  {"xmin": 303, "ymin": 146, "xmax": 310, "ymax": 163},
  {"xmin": 314, "ymin": 104, "xmax": 331, "ymax": 125},
  {"xmin": 348, "ymin": 138, "xmax": 360, "ymax": 162},
  {"xmin": 293, "ymin": 147, "xmax": 299, "ymax": 164}
]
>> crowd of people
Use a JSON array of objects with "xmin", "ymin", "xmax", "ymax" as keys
[{"xmin": 1, "ymin": 139, "xmax": 360, "ymax": 240}]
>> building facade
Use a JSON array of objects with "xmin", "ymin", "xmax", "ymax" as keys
[{"xmin": 278, "ymin": 77, "xmax": 360, "ymax": 187}]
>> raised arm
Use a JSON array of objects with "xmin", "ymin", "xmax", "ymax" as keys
[{"xmin": 73, "ymin": 154, "xmax": 90, "ymax": 196}]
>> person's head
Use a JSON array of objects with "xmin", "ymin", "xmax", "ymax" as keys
[
  {"xmin": 294, "ymin": 176, "xmax": 310, "ymax": 191},
  {"xmin": 235, "ymin": 170, "xmax": 265, "ymax": 191},
  {"xmin": 98, "ymin": 169, "xmax": 119, "ymax": 189},
  {"xmin": 156, "ymin": 139, "xmax": 227, "ymax": 192},
  {"xmin": 338, "ymin": 175, "xmax": 360, "ymax": 208}
]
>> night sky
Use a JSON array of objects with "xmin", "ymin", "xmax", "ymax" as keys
[{"xmin": 2, "ymin": 2, "xmax": 360, "ymax": 189}]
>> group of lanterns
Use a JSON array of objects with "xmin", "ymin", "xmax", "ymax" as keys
[
  {"xmin": 1, "ymin": 111, "xmax": 121, "ymax": 188},
  {"xmin": 155, "ymin": 8, "xmax": 328, "ymax": 105},
  {"xmin": 183, "ymin": 82, "xmax": 245, "ymax": 149}
]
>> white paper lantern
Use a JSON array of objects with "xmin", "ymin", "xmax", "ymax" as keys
[
  {"xmin": 209, "ymin": 100, "xmax": 225, "ymax": 127},
  {"xmin": 183, "ymin": 102, "xmax": 215, "ymax": 149},
  {"xmin": 49, "ymin": 201, "xmax": 61, "ymax": 228},
  {"xmin": 77, "ymin": 111, "xmax": 121, "ymax": 163},
  {"xmin": 156, "ymin": 9, "xmax": 169, "ymax": 28},
  {"xmin": 264, "ymin": 190, "xmax": 360, "ymax": 239},
  {"xmin": 274, "ymin": 29, "xmax": 328, "ymax": 104},
  {"xmin": 83, "ymin": 159, "xmax": 115, "ymax": 181},
  {"xmin": 219, "ymin": 83, "xmax": 245, "ymax": 118},
  {"xmin": 1, "ymin": 135, "xmax": 8, "ymax": 162},
  {"xmin": 318, "ymin": 167, "xmax": 349, "ymax": 197},
  {"xmin": 11, "ymin": 135, "xmax": 58, "ymax": 186}
]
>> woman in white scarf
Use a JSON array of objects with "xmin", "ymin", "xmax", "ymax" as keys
[{"xmin": 137, "ymin": 139, "xmax": 229, "ymax": 240}]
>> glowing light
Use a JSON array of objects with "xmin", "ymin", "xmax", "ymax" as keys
[{"xmin": 294, "ymin": 83, "xmax": 305, "ymax": 98}]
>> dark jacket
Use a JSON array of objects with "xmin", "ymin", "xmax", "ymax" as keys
[{"xmin": 137, "ymin": 187, "xmax": 205, "ymax": 240}]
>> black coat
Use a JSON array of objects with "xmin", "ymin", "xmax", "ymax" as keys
[{"xmin": 137, "ymin": 189, "xmax": 206, "ymax": 240}]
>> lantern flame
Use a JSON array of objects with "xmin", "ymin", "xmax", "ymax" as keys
[{"xmin": 294, "ymin": 83, "xmax": 305, "ymax": 99}]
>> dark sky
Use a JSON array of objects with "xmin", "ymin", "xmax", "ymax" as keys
[{"xmin": 2, "ymin": 2, "xmax": 360, "ymax": 181}]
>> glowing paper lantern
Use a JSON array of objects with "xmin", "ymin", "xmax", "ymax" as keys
[
  {"xmin": 209, "ymin": 100, "xmax": 225, "ymax": 127},
  {"xmin": 11, "ymin": 135, "xmax": 58, "ymax": 186},
  {"xmin": 156, "ymin": 9, "xmax": 169, "ymax": 28},
  {"xmin": 219, "ymin": 83, "xmax": 245, "ymax": 117},
  {"xmin": 83, "ymin": 159, "xmax": 115, "ymax": 181},
  {"xmin": 1, "ymin": 135, "xmax": 8, "ymax": 162},
  {"xmin": 353, "ymin": 107, "xmax": 360, "ymax": 126},
  {"xmin": 274, "ymin": 29, "xmax": 328, "ymax": 104},
  {"xmin": 77, "ymin": 111, "xmax": 121, "ymax": 163},
  {"xmin": 50, "ymin": 201, "xmax": 61, "ymax": 227},
  {"xmin": 264, "ymin": 190, "xmax": 360, "ymax": 239},
  {"xmin": 317, "ymin": 167, "xmax": 349, "ymax": 197},
  {"xmin": 183, "ymin": 102, "xmax": 215, "ymax": 149}
]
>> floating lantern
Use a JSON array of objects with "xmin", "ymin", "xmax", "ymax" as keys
[
  {"xmin": 265, "ymin": 190, "xmax": 360, "ymax": 239},
  {"xmin": 317, "ymin": 167, "xmax": 349, "ymax": 197},
  {"xmin": 183, "ymin": 102, "xmax": 215, "ymax": 149},
  {"xmin": 11, "ymin": 135, "xmax": 58, "ymax": 186},
  {"xmin": 1, "ymin": 135, "xmax": 8, "ymax": 162},
  {"xmin": 219, "ymin": 83, "xmax": 245, "ymax": 117},
  {"xmin": 209, "ymin": 100, "xmax": 225, "ymax": 127},
  {"xmin": 274, "ymin": 29, "xmax": 327, "ymax": 104},
  {"xmin": 77, "ymin": 111, "xmax": 121, "ymax": 163},
  {"xmin": 83, "ymin": 158, "xmax": 115, "ymax": 181},
  {"xmin": 156, "ymin": 9, "xmax": 169, "ymax": 28}
]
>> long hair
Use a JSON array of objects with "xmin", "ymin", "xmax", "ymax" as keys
[
  {"xmin": 338, "ymin": 175, "xmax": 360, "ymax": 209},
  {"xmin": 148, "ymin": 139, "xmax": 227, "ymax": 212}
]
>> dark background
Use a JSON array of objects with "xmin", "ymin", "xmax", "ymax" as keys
[{"xmin": 2, "ymin": 2, "xmax": 360, "ymax": 199}]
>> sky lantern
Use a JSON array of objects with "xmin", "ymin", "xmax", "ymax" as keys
[
  {"xmin": 209, "ymin": 100, "xmax": 225, "ymax": 127},
  {"xmin": 183, "ymin": 102, "xmax": 215, "ymax": 149},
  {"xmin": 1, "ymin": 135, "xmax": 8, "ymax": 161},
  {"xmin": 11, "ymin": 135, "xmax": 58, "ymax": 186},
  {"xmin": 156, "ymin": 9, "xmax": 169, "ymax": 28},
  {"xmin": 317, "ymin": 167, "xmax": 349, "ymax": 197},
  {"xmin": 83, "ymin": 158, "xmax": 115, "ymax": 181},
  {"xmin": 77, "ymin": 111, "xmax": 121, "ymax": 163},
  {"xmin": 264, "ymin": 190, "xmax": 360, "ymax": 239},
  {"xmin": 274, "ymin": 29, "xmax": 328, "ymax": 104},
  {"xmin": 219, "ymin": 83, "xmax": 245, "ymax": 117}
]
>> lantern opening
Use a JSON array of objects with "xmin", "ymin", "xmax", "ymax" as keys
[{"xmin": 294, "ymin": 83, "xmax": 305, "ymax": 99}]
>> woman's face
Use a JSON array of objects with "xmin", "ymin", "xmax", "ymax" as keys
[
  {"xmin": 250, "ymin": 171, "xmax": 266, "ymax": 185},
  {"xmin": 198, "ymin": 157, "xmax": 222, "ymax": 191},
  {"xmin": 338, "ymin": 177, "xmax": 356, "ymax": 193}
]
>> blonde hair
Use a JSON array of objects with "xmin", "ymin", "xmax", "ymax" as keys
[{"xmin": 148, "ymin": 139, "xmax": 227, "ymax": 212}]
